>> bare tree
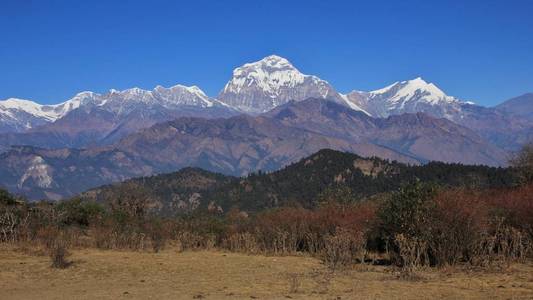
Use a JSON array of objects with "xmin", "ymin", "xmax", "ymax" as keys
[
  {"xmin": 511, "ymin": 143, "xmax": 533, "ymax": 184},
  {"xmin": 107, "ymin": 182, "xmax": 151, "ymax": 219}
]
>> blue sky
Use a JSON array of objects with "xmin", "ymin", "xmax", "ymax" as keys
[{"xmin": 1, "ymin": 0, "xmax": 532, "ymax": 106}]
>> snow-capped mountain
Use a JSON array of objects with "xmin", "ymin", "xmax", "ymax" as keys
[
  {"xmin": 0, "ymin": 84, "xmax": 232, "ymax": 133},
  {"xmin": 217, "ymin": 55, "xmax": 365, "ymax": 114},
  {"xmin": 344, "ymin": 77, "xmax": 533, "ymax": 151},
  {"xmin": 0, "ymin": 97, "xmax": 83, "ymax": 133},
  {"xmin": 345, "ymin": 77, "xmax": 467, "ymax": 119},
  {"xmin": 77, "ymin": 84, "xmax": 229, "ymax": 116},
  {"xmin": 0, "ymin": 84, "xmax": 239, "ymax": 150},
  {"xmin": 1, "ymin": 55, "xmax": 531, "ymax": 154}
]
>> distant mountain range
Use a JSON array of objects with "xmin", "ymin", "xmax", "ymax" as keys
[
  {"xmin": 0, "ymin": 55, "xmax": 531, "ymax": 200},
  {"xmin": 0, "ymin": 99, "xmax": 510, "ymax": 200},
  {"xmin": 0, "ymin": 85, "xmax": 238, "ymax": 150}
]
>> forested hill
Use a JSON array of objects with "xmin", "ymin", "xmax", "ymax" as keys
[{"xmin": 78, "ymin": 149, "xmax": 518, "ymax": 216}]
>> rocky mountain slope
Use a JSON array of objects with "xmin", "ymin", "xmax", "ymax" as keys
[
  {"xmin": 266, "ymin": 99, "xmax": 508, "ymax": 166},
  {"xmin": 0, "ymin": 99, "xmax": 507, "ymax": 201}
]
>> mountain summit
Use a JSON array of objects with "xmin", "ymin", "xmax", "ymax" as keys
[
  {"xmin": 217, "ymin": 55, "xmax": 364, "ymax": 113},
  {"xmin": 345, "ymin": 77, "xmax": 466, "ymax": 118}
]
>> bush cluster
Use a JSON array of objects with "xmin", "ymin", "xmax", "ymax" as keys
[
  {"xmin": 378, "ymin": 182, "xmax": 533, "ymax": 268},
  {"xmin": 1, "ymin": 181, "xmax": 532, "ymax": 270}
]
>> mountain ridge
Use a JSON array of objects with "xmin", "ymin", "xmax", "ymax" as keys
[
  {"xmin": 0, "ymin": 98, "xmax": 508, "ymax": 201},
  {"xmin": 2, "ymin": 55, "xmax": 530, "ymax": 153}
]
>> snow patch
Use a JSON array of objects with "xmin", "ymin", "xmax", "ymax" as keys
[{"xmin": 18, "ymin": 156, "xmax": 54, "ymax": 189}]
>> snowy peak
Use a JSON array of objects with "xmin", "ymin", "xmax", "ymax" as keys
[
  {"xmin": 0, "ymin": 98, "xmax": 64, "ymax": 122},
  {"xmin": 151, "ymin": 84, "xmax": 214, "ymax": 107},
  {"xmin": 222, "ymin": 55, "xmax": 307, "ymax": 96},
  {"xmin": 0, "ymin": 98, "xmax": 48, "ymax": 116},
  {"xmin": 0, "ymin": 98, "xmax": 67, "ymax": 132},
  {"xmin": 76, "ymin": 84, "xmax": 216, "ymax": 110},
  {"xmin": 54, "ymin": 91, "xmax": 102, "ymax": 114},
  {"xmin": 0, "ymin": 83, "xmax": 223, "ymax": 133},
  {"xmin": 218, "ymin": 55, "xmax": 361, "ymax": 114},
  {"xmin": 78, "ymin": 84, "xmax": 219, "ymax": 113},
  {"xmin": 241, "ymin": 54, "xmax": 294, "ymax": 70},
  {"xmin": 345, "ymin": 77, "xmax": 472, "ymax": 119},
  {"xmin": 370, "ymin": 77, "xmax": 456, "ymax": 104}
]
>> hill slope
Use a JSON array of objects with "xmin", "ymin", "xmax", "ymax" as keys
[{"xmin": 79, "ymin": 149, "xmax": 517, "ymax": 216}]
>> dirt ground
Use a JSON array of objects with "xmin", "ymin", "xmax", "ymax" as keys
[{"xmin": 1, "ymin": 246, "xmax": 533, "ymax": 299}]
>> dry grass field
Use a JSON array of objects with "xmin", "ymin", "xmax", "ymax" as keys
[{"xmin": 1, "ymin": 246, "xmax": 533, "ymax": 300}]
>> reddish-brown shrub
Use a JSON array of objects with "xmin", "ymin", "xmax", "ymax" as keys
[
  {"xmin": 241, "ymin": 202, "xmax": 377, "ymax": 261},
  {"xmin": 429, "ymin": 189, "xmax": 490, "ymax": 266},
  {"xmin": 486, "ymin": 184, "xmax": 533, "ymax": 237}
]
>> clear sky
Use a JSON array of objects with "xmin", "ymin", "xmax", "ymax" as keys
[{"xmin": 1, "ymin": 0, "xmax": 532, "ymax": 106}]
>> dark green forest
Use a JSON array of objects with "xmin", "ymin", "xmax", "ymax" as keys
[{"xmin": 78, "ymin": 149, "xmax": 518, "ymax": 215}]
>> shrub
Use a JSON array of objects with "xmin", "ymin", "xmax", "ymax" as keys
[
  {"xmin": 91, "ymin": 213, "xmax": 147, "ymax": 250},
  {"xmin": 510, "ymin": 143, "xmax": 533, "ymax": 184},
  {"xmin": 487, "ymin": 184, "xmax": 533, "ymax": 238},
  {"xmin": 56, "ymin": 198, "xmax": 104, "ymax": 227},
  {"xmin": 0, "ymin": 189, "xmax": 17, "ymax": 206},
  {"xmin": 380, "ymin": 185, "xmax": 532, "ymax": 268},
  {"xmin": 176, "ymin": 231, "xmax": 216, "ymax": 251},
  {"xmin": 428, "ymin": 189, "xmax": 490, "ymax": 266},
  {"xmin": 37, "ymin": 228, "xmax": 73, "ymax": 269},
  {"xmin": 251, "ymin": 207, "xmax": 311, "ymax": 254},
  {"xmin": 222, "ymin": 232, "xmax": 258, "ymax": 253},
  {"xmin": 378, "ymin": 181, "xmax": 437, "ymax": 241},
  {"xmin": 0, "ymin": 204, "xmax": 28, "ymax": 243},
  {"xmin": 321, "ymin": 228, "xmax": 365, "ymax": 271},
  {"xmin": 144, "ymin": 218, "xmax": 168, "ymax": 253},
  {"xmin": 377, "ymin": 181, "xmax": 437, "ymax": 266},
  {"xmin": 50, "ymin": 241, "xmax": 71, "ymax": 269}
]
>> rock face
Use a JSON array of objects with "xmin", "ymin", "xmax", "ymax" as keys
[
  {"xmin": 0, "ymin": 146, "xmax": 153, "ymax": 201},
  {"xmin": 217, "ymin": 55, "xmax": 364, "ymax": 114}
]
